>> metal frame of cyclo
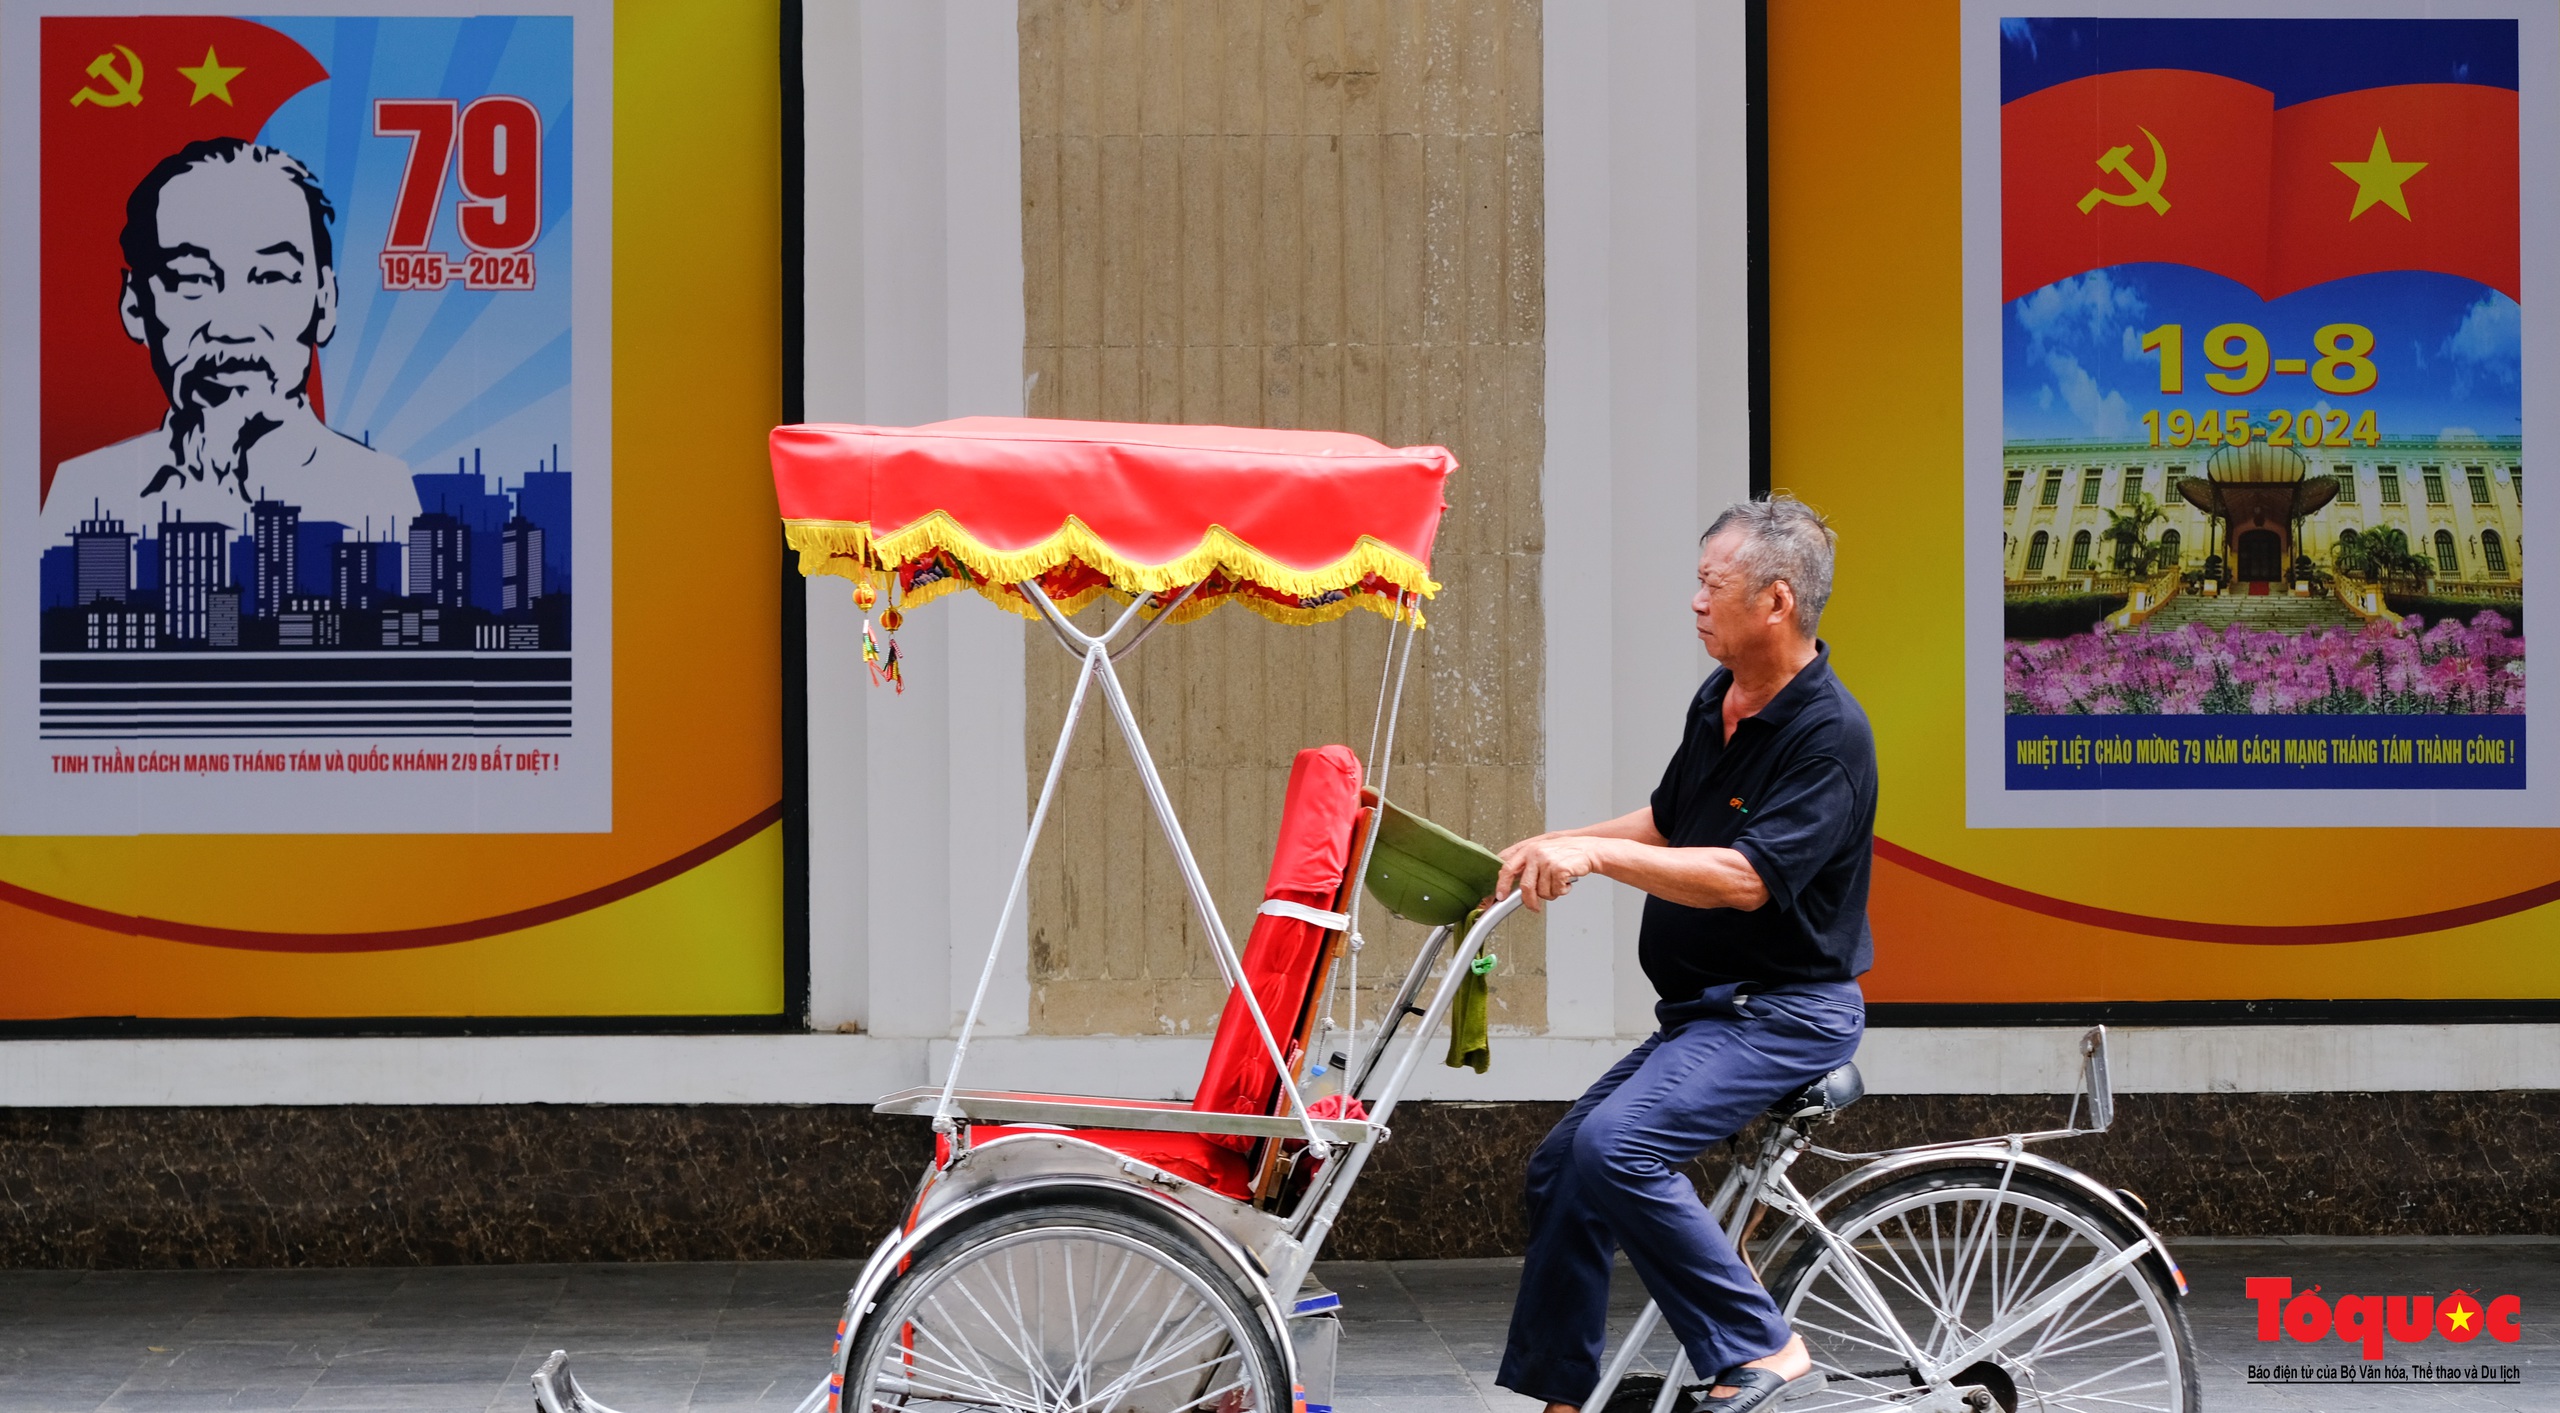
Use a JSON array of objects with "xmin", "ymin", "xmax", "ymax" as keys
[{"xmin": 934, "ymin": 579, "xmax": 1327, "ymax": 1152}]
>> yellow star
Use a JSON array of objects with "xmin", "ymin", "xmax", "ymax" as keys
[
  {"xmin": 2332, "ymin": 128, "xmax": 2425, "ymax": 220},
  {"xmin": 176, "ymin": 46, "xmax": 245, "ymax": 106},
  {"xmin": 2446, "ymin": 1304, "xmax": 2476, "ymax": 1333}
]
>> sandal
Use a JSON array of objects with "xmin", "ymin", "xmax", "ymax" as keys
[{"xmin": 1692, "ymin": 1365, "xmax": 1822, "ymax": 1413}]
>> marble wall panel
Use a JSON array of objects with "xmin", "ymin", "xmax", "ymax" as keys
[
  {"xmin": 0, "ymin": 1106, "xmax": 932, "ymax": 1269},
  {"xmin": 0, "ymin": 1096, "xmax": 2547, "ymax": 1267}
]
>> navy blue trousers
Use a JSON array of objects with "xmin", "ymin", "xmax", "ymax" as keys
[{"xmin": 1495, "ymin": 980, "xmax": 1865, "ymax": 1405}]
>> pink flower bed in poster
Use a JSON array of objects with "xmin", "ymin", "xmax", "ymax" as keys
[{"xmin": 2005, "ymin": 611, "xmax": 2525, "ymax": 716}]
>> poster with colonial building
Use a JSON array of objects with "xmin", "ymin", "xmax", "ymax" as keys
[{"xmin": 1965, "ymin": 6, "xmax": 2556, "ymax": 826}]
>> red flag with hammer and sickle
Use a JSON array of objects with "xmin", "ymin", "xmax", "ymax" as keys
[
  {"xmin": 2004, "ymin": 66, "xmax": 2519, "ymax": 304},
  {"xmin": 41, "ymin": 17, "xmax": 327, "ymax": 508},
  {"xmin": 2002, "ymin": 68, "xmax": 2274, "ymax": 302}
]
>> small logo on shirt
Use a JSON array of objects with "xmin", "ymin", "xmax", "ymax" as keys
[{"xmin": 1729, "ymin": 797, "xmax": 1748, "ymax": 813}]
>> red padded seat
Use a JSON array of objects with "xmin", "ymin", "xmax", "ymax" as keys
[
  {"xmin": 958, "ymin": 746, "xmax": 1365, "ymax": 1202},
  {"xmin": 962, "ymin": 1127, "xmax": 1254, "ymax": 1195}
]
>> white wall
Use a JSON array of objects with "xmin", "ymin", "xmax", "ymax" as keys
[
  {"xmin": 8, "ymin": 1026, "xmax": 2554, "ymax": 1104},
  {"xmin": 1541, "ymin": 2, "xmax": 1756, "ymax": 1040},
  {"xmin": 800, "ymin": 0, "xmax": 1031, "ymax": 1042}
]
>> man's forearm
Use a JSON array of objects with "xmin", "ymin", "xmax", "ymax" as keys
[
  {"xmin": 1552, "ymin": 807, "xmax": 1667, "ymax": 846},
  {"xmin": 1496, "ymin": 809, "xmax": 1742, "ymax": 913},
  {"xmin": 1590, "ymin": 838, "xmax": 1769, "ymax": 911}
]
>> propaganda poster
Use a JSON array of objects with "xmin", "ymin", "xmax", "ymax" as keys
[
  {"xmin": 0, "ymin": 2, "xmax": 610, "ymax": 834},
  {"xmin": 1966, "ymin": 7, "xmax": 2557, "ymax": 825}
]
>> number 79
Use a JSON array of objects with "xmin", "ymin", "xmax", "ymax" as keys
[{"xmin": 374, "ymin": 96, "xmax": 545, "ymax": 255}]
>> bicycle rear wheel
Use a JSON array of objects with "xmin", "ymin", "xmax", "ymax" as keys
[
  {"xmin": 1764, "ymin": 1166, "xmax": 2198, "ymax": 1413},
  {"xmin": 846, "ymin": 1200, "xmax": 1289, "ymax": 1413}
]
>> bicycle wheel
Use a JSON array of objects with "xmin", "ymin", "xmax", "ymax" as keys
[
  {"xmin": 846, "ymin": 1200, "xmax": 1289, "ymax": 1413},
  {"xmin": 1764, "ymin": 1166, "xmax": 2199, "ymax": 1413}
]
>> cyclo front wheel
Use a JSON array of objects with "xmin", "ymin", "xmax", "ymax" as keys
[
  {"xmin": 845, "ymin": 1200, "xmax": 1290, "ymax": 1413},
  {"xmin": 1763, "ymin": 1166, "xmax": 2200, "ymax": 1413}
]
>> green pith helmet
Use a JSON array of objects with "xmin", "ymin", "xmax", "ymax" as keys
[{"xmin": 1363, "ymin": 799, "xmax": 1503, "ymax": 925}]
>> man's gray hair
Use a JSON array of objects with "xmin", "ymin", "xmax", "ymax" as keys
[{"xmin": 1702, "ymin": 494, "xmax": 1837, "ymax": 636}]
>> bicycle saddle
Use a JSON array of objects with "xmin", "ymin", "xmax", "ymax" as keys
[{"xmin": 1771, "ymin": 1062, "xmax": 1864, "ymax": 1122}]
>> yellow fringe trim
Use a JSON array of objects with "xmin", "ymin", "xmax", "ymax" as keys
[
  {"xmin": 1021, "ymin": 582, "xmax": 1425, "ymax": 630},
  {"xmin": 782, "ymin": 511, "xmax": 1440, "ymax": 627}
]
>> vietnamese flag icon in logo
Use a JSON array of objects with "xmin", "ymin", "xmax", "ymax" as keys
[
  {"xmin": 2439, "ymin": 1289, "xmax": 2486, "ymax": 1341},
  {"xmin": 2004, "ymin": 67, "xmax": 2517, "ymax": 303},
  {"xmin": 39, "ymin": 17, "xmax": 328, "ymax": 507}
]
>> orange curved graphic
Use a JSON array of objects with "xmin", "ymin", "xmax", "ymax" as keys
[
  {"xmin": 0, "ymin": 804, "xmax": 782, "ymax": 954},
  {"xmin": 1877, "ymin": 837, "xmax": 2560, "ymax": 945}
]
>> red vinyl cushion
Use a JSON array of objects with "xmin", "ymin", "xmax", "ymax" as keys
[
  {"xmin": 1191, "ymin": 745, "xmax": 1364, "ymax": 1150},
  {"xmin": 965, "ymin": 1127, "xmax": 1253, "ymax": 1199}
]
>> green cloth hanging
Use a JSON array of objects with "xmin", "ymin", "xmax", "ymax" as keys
[{"xmin": 1444, "ymin": 905, "xmax": 1495, "ymax": 1073}]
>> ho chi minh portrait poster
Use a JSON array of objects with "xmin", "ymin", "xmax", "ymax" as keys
[
  {"xmin": 0, "ymin": 0, "xmax": 612, "ymax": 834},
  {"xmin": 1964, "ymin": 3, "xmax": 2560, "ymax": 827}
]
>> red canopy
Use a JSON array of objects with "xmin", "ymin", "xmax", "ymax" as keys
[{"xmin": 770, "ymin": 417, "xmax": 1453, "ymax": 624}]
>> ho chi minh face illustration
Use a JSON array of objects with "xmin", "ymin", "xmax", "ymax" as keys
[{"xmin": 39, "ymin": 141, "xmax": 419, "ymax": 537}]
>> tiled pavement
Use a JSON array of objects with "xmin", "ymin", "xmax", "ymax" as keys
[
  {"xmin": 1324, "ymin": 1242, "xmax": 2558, "ymax": 1413},
  {"xmin": 0, "ymin": 1241, "xmax": 2548, "ymax": 1411}
]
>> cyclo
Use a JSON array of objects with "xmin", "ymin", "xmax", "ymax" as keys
[{"xmin": 536, "ymin": 418, "xmax": 2197, "ymax": 1413}]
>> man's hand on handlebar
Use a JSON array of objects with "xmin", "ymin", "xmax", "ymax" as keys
[
  {"xmin": 1496, "ymin": 833, "xmax": 1605, "ymax": 913},
  {"xmin": 1493, "ymin": 808, "xmax": 1666, "ymax": 913}
]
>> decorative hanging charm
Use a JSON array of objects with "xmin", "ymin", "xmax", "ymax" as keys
[
  {"xmin": 859, "ymin": 615, "xmax": 886, "ymax": 682},
  {"xmin": 854, "ymin": 578, "xmax": 901, "ymax": 691},
  {"xmin": 877, "ymin": 576, "xmax": 905, "ymax": 692}
]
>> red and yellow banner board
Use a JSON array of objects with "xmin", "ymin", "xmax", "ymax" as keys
[
  {"xmin": 1771, "ymin": 1, "xmax": 2560, "ymax": 1006},
  {"xmin": 0, "ymin": 2, "xmax": 786, "ymax": 1021}
]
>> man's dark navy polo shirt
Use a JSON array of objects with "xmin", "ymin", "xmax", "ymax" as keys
[{"xmin": 1640, "ymin": 642, "xmax": 1877, "ymax": 998}]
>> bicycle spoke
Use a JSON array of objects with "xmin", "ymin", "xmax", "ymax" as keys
[
  {"xmin": 1070, "ymin": 1251, "xmax": 1155, "ymax": 1404},
  {"xmin": 2015, "ymin": 1208, "xmax": 2072, "ymax": 1307},
  {"xmin": 2037, "ymin": 1349, "xmax": 2172, "ymax": 1399},
  {"xmin": 892, "ymin": 1338, "xmax": 1037, "ymax": 1410},
  {"xmin": 2031, "ymin": 1380, "xmax": 2176, "ymax": 1411},
  {"xmin": 2027, "ymin": 1302, "xmax": 2157, "ymax": 1362},
  {"xmin": 953, "ymin": 1262, "xmax": 1060, "ymax": 1404},
  {"xmin": 1871, "ymin": 1216, "xmax": 1952, "ymax": 1332},
  {"xmin": 1828, "ymin": 1233, "xmax": 1966, "ymax": 1326},
  {"xmin": 1081, "ymin": 1267, "xmax": 1213, "ymax": 1413},
  {"xmin": 1793, "ymin": 1291, "xmax": 1923, "ymax": 1361},
  {"xmin": 2025, "ymin": 1257, "xmax": 2138, "ymax": 1360},
  {"xmin": 912, "ymin": 1298, "xmax": 1043, "ymax": 1403},
  {"xmin": 884, "ymin": 1343, "xmax": 1030, "ymax": 1411},
  {"xmin": 1081, "ymin": 1326, "xmax": 1241, "ymax": 1411},
  {"xmin": 2010, "ymin": 1220, "xmax": 2087, "ymax": 1320},
  {"xmin": 920, "ymin": 1285, "xmax": 1038, "ymax": 1403}
]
